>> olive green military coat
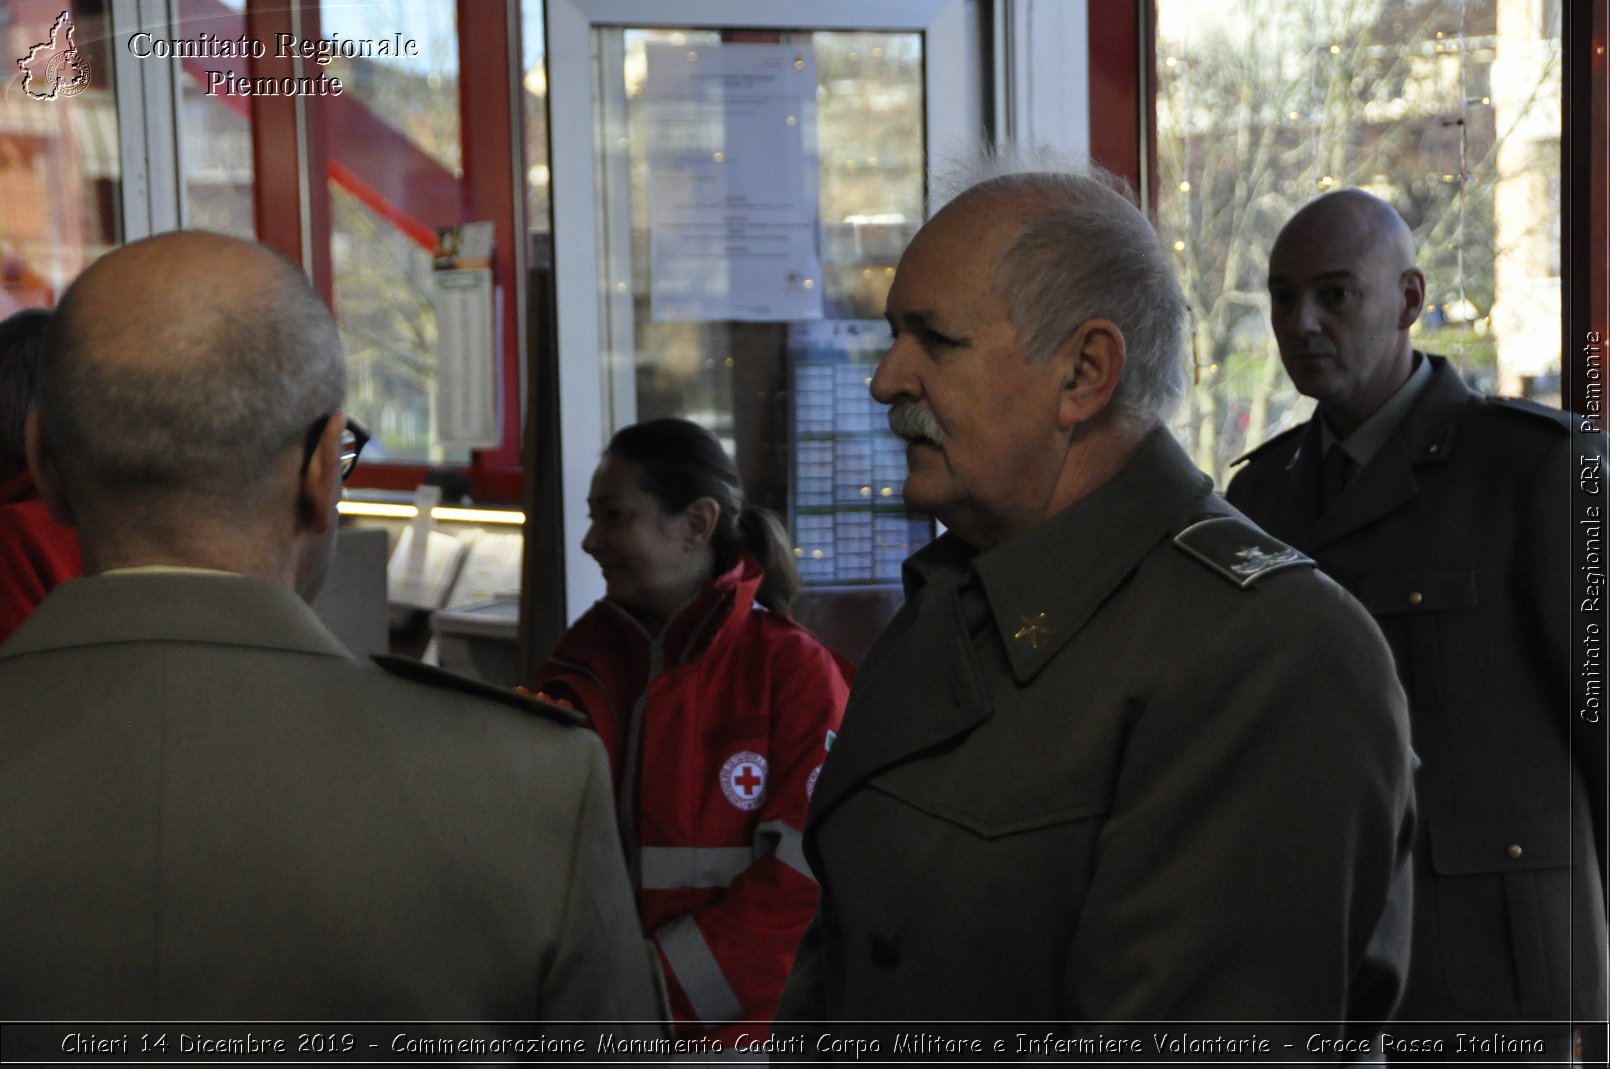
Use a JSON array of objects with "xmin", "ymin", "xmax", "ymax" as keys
[
  {"xmin": 0, "ymin": 571, "xmax": 664, "ymax": 1034},
  {"xmin": 1227, "ymin": 355, "xmax": 1609, "ymax": 1027},
  {"xmin": 778, "ymin": 429, "xmax": 1415, "ymax": 1043}
]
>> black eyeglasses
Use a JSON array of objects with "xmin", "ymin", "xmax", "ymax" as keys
[{"xmin": 301, "ymin": 412, "xmax": 370, "ymax": 481}]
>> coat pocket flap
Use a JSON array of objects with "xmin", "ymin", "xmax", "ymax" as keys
[
  {"xmin": 1359, "ymin": 569, "xmax": 1477, "ymax": 615},
  {"xmin": 1428, "ymin": 813, "xmax": 1574, "ymax": 875},
  {"xmin": 867, "ymin": 776, "xmax": 1108, "ymax": 839}
]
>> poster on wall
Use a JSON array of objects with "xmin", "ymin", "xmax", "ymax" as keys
[
  {"xmin": 645, "ymin": 41, "xmax": 824, "ymax": 322},
  {"xmin": 431, "ymin": 266, "xmax": 501, "ymax": 449},
  {"xmin": 789, "ymin": 319, "xmax": 932, "ymax": 585}
]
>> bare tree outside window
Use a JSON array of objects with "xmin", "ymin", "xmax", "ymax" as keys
[
  {"xmin": 324, "ymin": 0, "xmax": 463, "ymax": 464},
  {"xmin": 1157, "ymin": 0, "xmax": 1561, "ymax": 485}
]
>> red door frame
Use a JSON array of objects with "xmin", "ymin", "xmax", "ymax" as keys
[
  {"xmin": 1087, "ymin": 0, "xmax": 1154, "ymax": 215},
  {"xmin": 454, "ymin": 0, "xmax": 525, "ymax": 502}
]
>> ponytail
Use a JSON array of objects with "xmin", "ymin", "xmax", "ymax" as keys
[{"xmin": 738, "ymin": 504, "xmax": 799, "ymax": 617}]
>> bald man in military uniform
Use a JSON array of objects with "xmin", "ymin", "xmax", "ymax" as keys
[
  {"xmin": 776, "ymin": 167, "xmax": 1415, "ymax": 1049},
  {"xmin": 1228, "ymin": 189, "xmax": 1608, "ymax": 1054},
  {"xmin": 0, "ymin": 232, "xmax": 664, "ymax": 1035}
]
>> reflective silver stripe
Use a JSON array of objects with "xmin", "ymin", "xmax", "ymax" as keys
[
  {"xmin": 640, "ymin": 825, "xmax": 814, "ymax": 890},
  {"xmin": 754, "ymin": 820, "xmax": 814, "ymax": 883},
  {"xmin": 656, "ymin": 915, "xmax": 743, "ymax": 1026},
  {"xmin": 639, "ymin": 846, "xmax": 752, "ymax": 889}
]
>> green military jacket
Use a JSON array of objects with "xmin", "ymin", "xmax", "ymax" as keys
[
  {"xmin": 1228, "ymin": 355, "xmax": 1609, "ymax": 1026},
  {"xmin": 779, "ymin": 428, "xmax": 1415, "ymax": 1047}
]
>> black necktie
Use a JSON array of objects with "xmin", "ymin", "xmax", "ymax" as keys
[{"xmin": 1320, "ymin": 446, "xmax": 1354, "ymax": 512}]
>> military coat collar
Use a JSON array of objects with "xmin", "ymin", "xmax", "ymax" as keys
[
  {"xmin": 945, "ymin": 426, "xmax": 1214, "ymax": 685},
  {"xmin": 809, "ymin": 428, "xmax": 1217, "ymax": 827},
  {"xmin": 1262, "ymin": 354, "xmax": 1472, "ymax": 548},
  {"xmin": 0, "ymin": 571, "xmax": 353, "ymax": 661}
]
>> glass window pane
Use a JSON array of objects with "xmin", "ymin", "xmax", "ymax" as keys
[
  {"xmin": 0, "ymin": 0, "xmax": 120, "ymax": 311},
  {"xmin": 1156, "ymin": 0, "xmax": 1562, "ymax": 485},
  {"xmin": 322, "ymin": 0, "xmax": 461, "ymax": 175},
  {"xmin": 175, "ymin": 0, "xmax": 253, "ymax": 237},
  {"xmin": 522, "ymin": 7, "xmax": 549, "ymax": 233},
  {"xmin": 594, "ymin": 27, "xmax": 928, "ymax": 588},
  {"xmin": 178, "ymin": 79, "xmax": 254, "ymax": 236},
  {"xmin": 330, "ymin": 184, "xmax": 465, "ymax": 464},
  {"xmin": 319, "ymin": 0, "xmax": 465, "ymax": 465}
]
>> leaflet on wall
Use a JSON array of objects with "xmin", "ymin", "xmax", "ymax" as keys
[
  {"xmin": 645, "ymin": 41, "xmax": 824, "ymax": 322},
  {"xmin": 431, "ymin": 266, "xmax": 501, "ymax": 449}
]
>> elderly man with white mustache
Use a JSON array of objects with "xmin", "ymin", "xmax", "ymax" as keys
[{"xmin": 774, "ymin": 158, "xmax": 1417, "ymax": 1056}]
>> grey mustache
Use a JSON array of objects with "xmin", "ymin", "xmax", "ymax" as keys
[{"xmin": 887, "ymin": 400, "xmax": 944, "ymax": 445}]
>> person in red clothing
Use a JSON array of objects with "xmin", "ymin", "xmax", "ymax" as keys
[
  {"xmin": 0, "ymin": 308, "xmax": 82, "ymax": 645},
  {"xmin": 531, "ymin": 418, "xmax": 851, "ymax": 1042}
]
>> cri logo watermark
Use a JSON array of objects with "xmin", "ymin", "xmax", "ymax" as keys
[{"xmin": 16, "ymin": 10, "xmax": 92, "ymax": 101}]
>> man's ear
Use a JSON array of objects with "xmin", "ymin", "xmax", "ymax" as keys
[
  {"xmin": 1055, "ymin": 318, "xmax": 1126, "ymax": 430},
  {"xmin": 296, "ymin": 412, "xmax": 344, "ymax": 534},
  {"xmin": 24, "ymin": 409, "xmax": 74, "ymax": 527},
  {"xmin": 683, "ymin": 496, "xmax": 719, "ymax": 548},
  {"xmin": 1398, "ymin": 268, "xmax": 1427, "ymax": 330}
]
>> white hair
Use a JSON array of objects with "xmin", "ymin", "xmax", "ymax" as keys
[{"xmin": 929, "ymin": 146, "xmax": 1189, "ymax": 429}]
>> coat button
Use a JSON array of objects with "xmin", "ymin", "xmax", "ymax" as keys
[
  {"xmin": 1407, "ymin": 591, "xmax": 1423, "ymax": 606},
  {"xmin": 1507, "ymin": 843, "xmax": 1523, "ymax": 859},
  {"xmin": 869, "ymin": 932, "xmax": 902, "ymax": 970}
]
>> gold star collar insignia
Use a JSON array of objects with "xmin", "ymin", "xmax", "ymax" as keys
[{"xmin": 1013, "ymin": 612, "xmax": 1053, "ymax": 649}]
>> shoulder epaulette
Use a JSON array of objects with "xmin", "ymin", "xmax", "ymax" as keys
[
  {"xmin": 1229, "ymin": 423, "xmax": 1304, "ymax": 468},
  {"xmin": 1173, "ymin": 515, "xmax": 1314, "ymax": 589},
  {"xmin": 1484, "ymin": 394, "xmax": 1574, "ymax": 435},
  {"xmin": 371, "ymin": 653, "xmax": 587, "ymax": 727}
]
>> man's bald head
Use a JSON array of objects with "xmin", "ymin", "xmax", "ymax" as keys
[
  {"xmin": 1274, "ymin": 189, "xmax": 1417, "ymax": 279},
  {"xmin": 39, "ymin": 231, "xmax": 345, "ymax": 509},
  {"xmin": 1266, "ymin": 189, "xmax": 1425, "ymax": 433}
]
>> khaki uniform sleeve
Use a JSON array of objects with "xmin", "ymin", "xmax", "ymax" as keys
[{"xmin": 540, "ymin": 734, "xmax": 670, "ymax": 1040}]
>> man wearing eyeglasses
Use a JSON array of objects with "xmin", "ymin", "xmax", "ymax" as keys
[{"xmin": 0, "ymin": 232, "xmax": 665, "ymax": 1036}]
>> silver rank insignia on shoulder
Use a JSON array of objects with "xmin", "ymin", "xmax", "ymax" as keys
[{"xmin": 1173, "ymin": 516, "xmax": 1314, "ymax": 589}]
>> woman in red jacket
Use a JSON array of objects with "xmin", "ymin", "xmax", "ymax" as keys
[
  {"xmin": 531, "ymin": 418, "xmax": 850, "ymax": 1041},
  {"xmin": 0, "ymin": 308, "xmax": 82, "ymax": 645}
]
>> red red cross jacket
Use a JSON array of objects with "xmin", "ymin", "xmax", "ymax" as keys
[
  {"xmin": 531, "ymin": 555, "xmax": 851, "ymax": 1040},
  {"xmin": 0, "ymin": 470, "xmax": 83, "ymax": 646}
]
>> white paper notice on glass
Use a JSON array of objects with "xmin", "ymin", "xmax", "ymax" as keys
[
  {"xmin": 645, "ymin": 41, "xmax": 823, "ymax": 323},
  {"xmin": 432, "ymin": 267, "xmax": 500, "ymax": 449}
]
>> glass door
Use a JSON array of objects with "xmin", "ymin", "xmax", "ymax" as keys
[{"xmin": 545, "ymin": 0, "xmax": 984, "ymax": 656}]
